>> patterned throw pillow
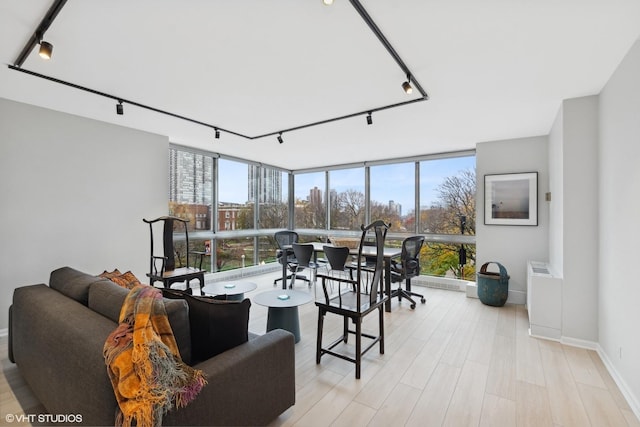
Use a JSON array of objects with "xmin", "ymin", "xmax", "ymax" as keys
[
  {"xmin": 98, "ymin": 269, "xmax": 122, "ymax": 280},
  {"xmin": 109, "ymin": 271, "xmax": 143, "ymax": 289}
]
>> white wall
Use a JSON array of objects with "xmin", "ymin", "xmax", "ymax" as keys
[
  {"xmin": 598, "ymin": 38, "xmax": 640, "ymax": 411},
  {"xmin": 548, "ymin": 107, "xmax": 564, "ymax": 275},
  {"xmin": 476, "ymin": 136, "xmax": 549, "ymax": 300},
  {"xmin": 0, "ymin": 98, "xmax": 169, "ymax": 330},
  {"xmin": 561, "ymin": 96, "xmax": 599, "ymax": 343}
]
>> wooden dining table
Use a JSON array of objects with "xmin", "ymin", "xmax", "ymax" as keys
[{"xmin": 280, "ymin": 242, "xmax": 401, "ymax": 312}]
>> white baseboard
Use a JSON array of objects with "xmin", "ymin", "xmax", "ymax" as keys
[
  {"xmin": 465, "ymin": 283, "xmax": 526, "ymax": 305},
  {"xmin": 560, "ymin": 335, "xmax": 598, "ymax": 350},
  {"xmin": 413, "ymin": 276, "xmax": 468, "ymax": 292},
  {"xmin": 529, "ymin": 326, "xmax": 561, "ymax": 341},
  {"xmin": 597, "ymin": 344, "xmax": 640, "ymax": 422}
]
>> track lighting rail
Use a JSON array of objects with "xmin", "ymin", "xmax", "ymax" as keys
[
  {"xmin": 7, "ymin": 65, "xmax": 248, "ymax": 139},
  {"xmin": 348, "ymin": 0, "xmax": 428, "ymax": 98},
  {"xmin": 9, "ymin": 0, "xmax": 429, "ymax": 142},
  {"xmin": 13, "ymin": 0, "xmax": 67, "ymax": 68}
]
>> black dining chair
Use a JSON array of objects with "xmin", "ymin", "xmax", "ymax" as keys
[
  {"xmin": 322, "ymin": 245, "xmax": 352, "ymax": 293},
  {"xmin": 290, "ymin": 243, "xmax": 322, "ymax": 289},
  {"xmin": 390, "ymin": 235, "xmax": 426, "ymax": 309},
  {"xmin": 315, "ymin": 220, "xmax": 390, "ymax": 379},
  {"xmin": 323, "ymin": 245, "xmax": 351, "ymax": 277},
  {"xmin": 273, "ymin": 230, "xmax": 309, "ymax": 288}
]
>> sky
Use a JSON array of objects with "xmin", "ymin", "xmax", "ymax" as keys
[{"xmin": 217, "ymin": 155, "xmax": 476, "ymax": 214}]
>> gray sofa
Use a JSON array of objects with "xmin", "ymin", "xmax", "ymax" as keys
[{"xmin": 8, "ymin": 267, "xmax": 295, "ymax": 426}]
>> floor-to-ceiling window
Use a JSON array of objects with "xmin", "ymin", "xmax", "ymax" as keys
[
  {"xmin": 257, "ymin": 166, "xmax": 288, "ymax": 229},
  {"xmin": 216, "ymin": 159, "xmax": 254, "ymax": 270},
  {"xmin": 168, "ymin": 147, "xmax": 214, "ymax": 271},
  {"xmin": 294, "ymin": 172, "xmax": 326, "ymax": 231},
  {"xmin": 169, "ymin": 145, "xmax": 475, "ymax": 278},
  {"xmin": 419, "ymin": 155, "xmax": 476, "ymax": 279},
  {"xmin": 370, "ymin": 162, "xmax": 415, "ymax": 233},
  {"xmin": 329, "ymin": 167, "xmax": 365, "ymax": 231}
]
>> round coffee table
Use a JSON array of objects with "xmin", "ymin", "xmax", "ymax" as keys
[
  {"xmin": 201, "ymin": 281, "xmax": 257, "ymax": 301},
  {"xmin": 253, "ymin": 289, "xmax": 313, "ymax": 343}
]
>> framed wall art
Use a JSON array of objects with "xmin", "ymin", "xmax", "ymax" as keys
[{"xmin": 484, "ymin": 172, "xmax": 538, "ymax": 226}]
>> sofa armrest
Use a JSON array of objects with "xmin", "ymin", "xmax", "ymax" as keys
[
  {"xmin": 164, "ymin": 329, "xmax": 295, "ymax": 426},
  {"xmin": 8, "ymin": 305, "xmax": 14, "ymax": 363}
]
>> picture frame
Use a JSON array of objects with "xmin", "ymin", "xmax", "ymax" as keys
[{"xmin": 484, "ymin": 172, "xmax": 538, "ymax": 226}]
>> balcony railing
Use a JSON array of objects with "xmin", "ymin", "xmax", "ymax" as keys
[{"xmin": 173, "ymin": 228, "xmax": 476, "ymax": 281}]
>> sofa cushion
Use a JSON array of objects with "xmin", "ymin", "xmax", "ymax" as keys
[
  {"xmin": 49, "ymin": 266, "xmax": 113, "ymax": 306},
  {"xmin": 88, "ymin": 280, "xmax": 192, "ymax": 365},
  {"xmin": 184, "ymin": 294, "xmax": 251, "ymax": 363}
]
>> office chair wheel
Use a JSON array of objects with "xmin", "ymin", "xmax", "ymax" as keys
[
  {"xmin": 410, "ymin": 303, "xmax": 416, "ymax": 309},
  {"xmin": 421, "ymin": 297, "xmax": 426, "ymax": 303}
]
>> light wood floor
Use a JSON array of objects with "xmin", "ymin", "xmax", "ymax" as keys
[{"xmin": 2, "ymin": 271, "xmax": 638, "ymax": 426}]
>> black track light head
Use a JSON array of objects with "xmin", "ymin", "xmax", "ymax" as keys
[
  {"xmin": 39, "ymin": 41, "xmax": 53, "ymax": 60},
  {"xmin": 215, "ymin": 128, "xmax": 220, "ymax": 139},
  {"xmin": 36, "ymin": 32, "xmax": 53, "ymax": 60},
  {"xmin": 366, "ymin": 112, "xmax": 373, "ymax": 125},
  {"xmin": 402, "ymin": 74, "xmax": 413, "ymax": 94},
  {"xmin": 116, "ymin": 100, "xmax": 124, "ymax": 115},
  {"xmin": 277, "ymin": 133, "xmax": 284, "ymax": 144}
]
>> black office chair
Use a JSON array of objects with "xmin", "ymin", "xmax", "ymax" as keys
[
  {"xmin": 273, "ymin": 230, "xmax": 309, "ymax": 288},
  {"xmin": 390, "ymin": 235, "xmax": 426, "ymax": 309},
  {"xmin": 315, "ymin": 220, "xmax": 390, "ymax": 379}
]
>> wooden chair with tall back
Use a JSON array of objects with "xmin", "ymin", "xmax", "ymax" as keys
[
  {"xmin": 143, "ymin": 216, "xmax": 205, "ymax": 292},
  {"xmin": 315, "ymin": 220, "xmax": 390, "ymax": 379}
]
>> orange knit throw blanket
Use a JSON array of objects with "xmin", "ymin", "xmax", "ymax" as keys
[{"xmin": 103, "ymin": 284, "xmax": 206, "ymax": 427}]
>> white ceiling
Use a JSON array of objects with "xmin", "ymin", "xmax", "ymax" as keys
[{"xmin": 1, "ymin": 0, "xmax": 639, "ymax": 170}]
